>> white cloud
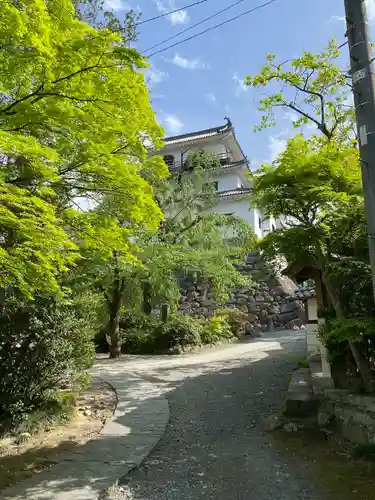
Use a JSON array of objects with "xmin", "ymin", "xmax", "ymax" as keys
[
  {"xmin": 332, "ymin": 2, "xmax": 374, "ymax": 22},
  {"xmin": 232, "ymin": 73, "xmax": 248, "ymax": 96},
  {"xmin": 163, "ymin": 114, "xmax": 184, "ymax": 135},
  {"xmin": 268, "ymin": 134, "xmax": 287, "ymax": 161},
  {"xmin": 205, "ymin": 92, "xmax": 216, "ymax": 102},
  {"xmin": 104, "ymin": 0, "xmax": 131, "ymax": 10},
  {"xmin": 169, "ymin": 53, "xmax": 207, "ymax": 70},
  {"xmin": 330, "ymin": 15, "xmax": 345, "ymax": 22},
  {"xmin": 155, "ymin": 0, "xmax": 190, "ymax": 25},
  {"xmin": 144, "ymin": 66, "xmax": 168, "ymax": 87},
  {"xmin": 367, "ymin": 0, "xmax": 375, "ymax": 21},
  {"xmin": 284, "ymin": 110, "xmax": 299, "ymax": 123},
  {"xmin": 170, "ymin": 9, "xmax": 189, "ymax": 24},
  {"xmin": 330, "ymin": 3, "xmax": 375, "ymax": 23}
]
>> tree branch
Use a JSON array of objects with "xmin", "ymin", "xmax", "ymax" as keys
[
  {"xmin": 52, "ymin": 54, "xmax": 105, "ymax": 84},
  {"xmin": 30, "ymin": 92, "xmax": 112, "ymax": 104},
  {"xmin": 99, "ymin": 285, "xmax": 111, "ymax": 304},
  {"xmin": 1, "ymin": 83, "xmax": 45, "ymax": 114},
  {"xmin": 170, "ymin": 216, "xmax": 203, "ymax": 244}
]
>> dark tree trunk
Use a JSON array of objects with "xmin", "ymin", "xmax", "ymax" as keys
[
  {"xmin": 321, "ymin": 267, "xmax": 375, "ymax": 393},
  {"xmin": 107, "ymin": 270, "xmax": 124, "ymax": 358},
  {"xmin": 142, "ymin": 281, "xmax": 152, "ymax": 315},
  {"xmin": 108, "ymin": 306, "xmax": 121, "ymax": 359}
]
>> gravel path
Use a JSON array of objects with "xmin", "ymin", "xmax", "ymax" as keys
[{"xmin": 111, "ymin": 333, "xmax": 325, "ymax": 500}]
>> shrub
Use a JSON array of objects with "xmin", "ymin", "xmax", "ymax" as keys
[
  {"xmin": 98, "ymin": 310, "xmax": 236, "ymax": 355},
  {"xmin": 155, "ymin": 315, "xmax": 202, "ymax": 354},
  {"xmin": 95, "ymin": 310, "xmax": 161, "ymax": 353},
  {"xmin": 0, "ymin": 294, "xmax": 95, "ymax": 428},
  {"xmin": 122, "ymin": 310, "xmax": 162, "ymax": 333},
  {"xmin": 121, "ymin": 331, "xmax": 156, "ymax": 354},
  {"xmin": 200, "ymin": 314, "xmax": 233, "ymax": 345},
  {"xmin": 319, "ymin": 317, "xmax": 375, "ymax": 353},
  {"xmin": 319, "ymin": 318, "xmax": 375, "ymax": 391},
  {"xmin": 216, "ymin": 308, "xmax": 248, "ymax": 336}
]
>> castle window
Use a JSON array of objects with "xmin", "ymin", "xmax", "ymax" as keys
[{"xmin": 163, "ymin": 154, "xmax": 175, "ymax": 169}]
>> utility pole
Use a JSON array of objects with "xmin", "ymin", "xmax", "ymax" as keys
[{"xmin": 344, "ymin": 0, "xmax": 375, "ymax": 299}]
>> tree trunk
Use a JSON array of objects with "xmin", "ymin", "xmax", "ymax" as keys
[
  {"xmin": 142, "ymin": 281, "xmax": 152, "ymax": 315},
  {"xmin": 107, "ymin": 278, "xmax": 123, "ymax": 359},
  {"xmin": 108, "ymin": 311, "xmax": 121, "ymax": 358},
  {"xmin": 321, "ymin": 268, "xmax": 375, "ymax": 393}
]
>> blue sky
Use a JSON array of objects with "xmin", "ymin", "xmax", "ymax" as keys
[{"xmin": 104, "ymin": 0, "xmax": 375, "ymax": 167}]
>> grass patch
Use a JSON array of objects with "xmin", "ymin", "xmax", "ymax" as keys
[
  {"xmin": 296, "ymin": 357, "xmax": 309, "ymax": 369},
  {"xmin": 17, "ymin": 392, "xmax": 76, "ymax": 436},
  {"xmin": 273, "ymin": 428, "xmax": 375, "ymax": 500},
  {"xmin": 0, "ymin": 391, "xmax": 77, "ymax": 439},
  {"xmin": 0, "ymin": 379, "xmax": 115, "ymax": 492}
]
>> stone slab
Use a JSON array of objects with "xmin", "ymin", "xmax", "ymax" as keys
[{"xmin": 285, "ymin": 368, "xmax": 317, "ymax": 417}]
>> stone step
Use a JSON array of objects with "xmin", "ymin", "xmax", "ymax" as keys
[{"xmin": 284, "ymin": 368, "xmax": 318, "ymax": 418}]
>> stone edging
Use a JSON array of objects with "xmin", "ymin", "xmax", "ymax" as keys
[{"xmin": 2, "ymin": 369, "xmax": 170, "ymax": 500}]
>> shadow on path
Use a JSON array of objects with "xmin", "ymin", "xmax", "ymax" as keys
[
  {"xmin": 116, "ymin": 337, "xmax": 324, "ymax": 500},
  {"xmin": 2, "ymin": 333, "xmax": 312, "ymax": 500}
]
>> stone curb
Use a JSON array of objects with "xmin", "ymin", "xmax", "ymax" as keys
[{"xmin": 2, "ymin": 369, "xmax": 170, "ymax": 500}]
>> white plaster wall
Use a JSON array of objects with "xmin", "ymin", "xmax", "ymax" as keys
[
  {"xmin": 262, "ymin": 215, "xmax": 277, "ymax": 235},
  {"xmin": 156, "ymin": 136, "xmax": 269, "ymax": 239},
  {"xmin": 207, "ymin": 198, "xmax": 250, "ymax": 220},
  {"xmin": 252, "ymin": 207, "xmax": 264, "ymax": 239},
  {"xmin": 206, "ymin": 199, "xmax": 263, "ymax": 239},
  {"xmin": 215, "ymin": 172, "xmax": 244, "ymax": 191}
]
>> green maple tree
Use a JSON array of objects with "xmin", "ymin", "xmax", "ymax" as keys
[
  {"xmin": 250, "ymin": 135, "xmax": 375, "ymax": 391},
  {"xmin": 75, "ymin": 151, "xmax": 256, "ymax": 357},
  {"xmin": 0, "ymin": 0, "xmax": 168, "ymax": 297},
  {"xmin": 245, "ymin": 39, "xmax": 356, "ymax": 142}
]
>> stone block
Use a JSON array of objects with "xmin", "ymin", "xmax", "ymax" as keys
[
  {"xmin": 276, "ymin": 311, "xmax": 299, "ymax": 324},
  {"xmin": 236, "ymin": 297, "xmax": 248, "ymax": 305},
  {"xmin": 280, "ymin": 301, "xmax": 299, "ymax": 314},
  {"xmin": 179, "ymin": 303, "xmax": 191, "ymax": 310},
  {"xmin": 248, "ymin": 313, "xmax": 258, "ymax": 322},
  {"xmin": 268, "ymin": 305, "xmax": 280, "ymax": 315},
  {"xmin": 235, "ymin": 293, "xmax": 248, "ymax": 300},
  {"xmin": 257, "ymin": 301, "xmax": 269, "ymax": 310},
  {"xmin": 245, "ymin": 323, "xmax": 255, "ymax": 335},
  {"xmin": 285, "ymin": 369, "xmax": 317, "ymax": 418},
  {"xmin": 262, "ymin": 293, "xmax": 273, "ymax": 302},
  {"xmin": 258, "ymin": 310, "xmax": 269, "ymax": 323}
]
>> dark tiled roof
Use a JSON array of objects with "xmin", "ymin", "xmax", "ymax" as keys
[
  {"xmin": 164, "ymin": 119, "xmax": 233, "ymax": 146},
  {"xmin": 216, "ymin": 187, "xmax": 252, "ymax": 198}
]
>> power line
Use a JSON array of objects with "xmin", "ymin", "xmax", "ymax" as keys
[
  {"xmin": 136, "ymin": 0, "xmax": 208, "ymax": 26},
  {"xmin": 147, "ymin": 0, "xmax": 280, "ymax": 58},
  {"xmin": 143, "ymin": 0, "xmax": 247, "ymax": 55}
]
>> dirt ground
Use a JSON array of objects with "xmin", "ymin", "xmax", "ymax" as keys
[
  {"xmin": 273, "ymin": 428, "xmax": 375, "ymax": 500},
  {"xmin": 0, "ymin": 379, "xmax": 117, "ymax": 491}
]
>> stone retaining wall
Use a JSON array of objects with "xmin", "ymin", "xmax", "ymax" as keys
[
  {"xmin": 318, "ymin": 389, "xmax": 375, "ymax": 444},
  {"xmin": 177, "ymin": 253, "xmax": 307, "ymax": 334}
]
